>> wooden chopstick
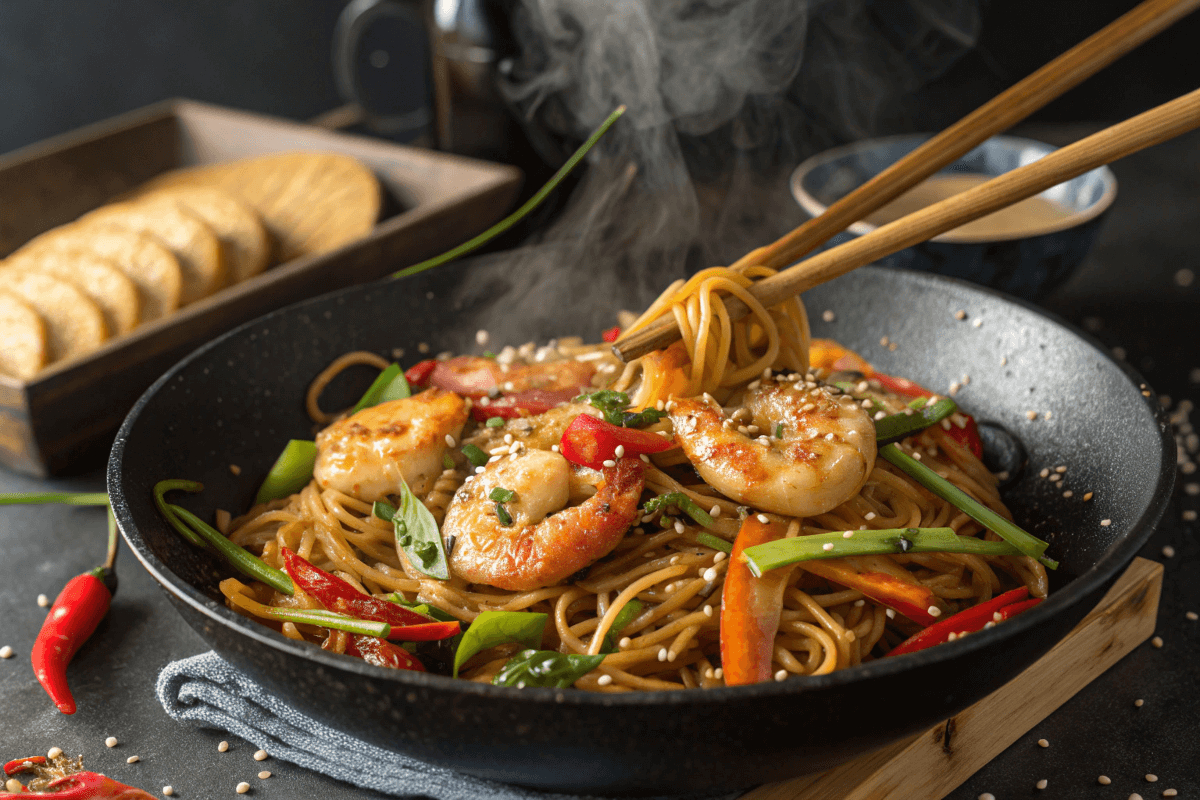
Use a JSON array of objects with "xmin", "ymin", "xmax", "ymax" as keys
[
  {"xmin": 614, "ymin": 0, "xmax": 1200, "ymax": 362},
  {"xmin": 619, "ymin": 87, "xmax": 1200, "ymax": 361}
]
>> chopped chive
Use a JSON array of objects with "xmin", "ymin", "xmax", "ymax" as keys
[
  {"xmin": 774, "ymin": 423, "xmax": 784, "ymax": 439},
  {"xmin": 483, "ymin": 351, "xmax": 497, "ymax": 358},
  {"xmin": 695, "ymin": 532, "xmax": 733, "ymax": 554},
  {"xmin": 642, "ymin": 491, "xmax": 715, "ymax": 528},
  {"xmin": 741, "ymin": 526, "xmax": 1038, "ymax": 577},
  {"xmin": 486, "ymin": 416, "xmax": 505, "ymax": 428},
  {"xmin": 153, "ymin": 479, "xmax": 207, "ymax": 549},
  {"xmin": 489, "ymin": 487, "xmax": 515, "ymax": 503},
  {"xmin": 0, "ymin": 492, "xmax": 109, "ymax": 506},
  {"xmin": 874, "ymin": 397, "xmax": 957, "ymax": 446},
  {"xmin": 495, "ymin": 503, "xmax": 513, "ymax": 526},
  {"xmin": 600, "ymin": 599, "xmax": 645, "ymax": 653},
  {"xmin": 879, "ymin": 444, "xmax": 1053, "ymax": 565},
  {"xmin": 394, "ymin": 106, "xmax": 626, "ymax": 278},
  {"xmin": 162, "ymin": 498, "xmax": 295, "ymax": 595},
  {"xmin": 461, "ymin": 444, "xmax": 488, "ymax": 467},
  {"xmin": 442, "ymin": 452, "xmax": 455, "ymax": 470}
]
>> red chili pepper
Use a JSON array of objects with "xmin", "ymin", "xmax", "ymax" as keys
[
  {"xmin": 721, "ymin": 516, "xmax": 792, "ymax": 686},
  {"xmin": 345, "ymin": 634, "xmax": 426, "ymax": 671},
  {"xmin": 15, "ymin": 772, "xmax": 155, "ymax": 798},
  {"xmin": 31, "ymin": 564, "xmax": 117, "ymax": 715},
  {"xmin": 887, "ymin": 586, "xmax": 1034, "ymax": 657},
  {"xmin": 281, "ymin": 549, "xmax": 460, "ymax": 641},
  {"xmin": 471, "ymin": 388, "xmax": 581, "ymax": 421},
  {"xmin": 559, "ymin": 413, "xmax": 673, "ymax": 470},
  {"xmin": 601, "ymin": 326, "xmax": 622, "ymax": 343},
  {"xmin": 800, "ymin": 560, "xmax": 940, "ymax": 626},
  {"xmin": 996, "ymin": 596, "xmax": 1042, "ymax": 621},
  {"xmin": 5, "ymin": 757, "xmax": 47, "ymax": 776},
  {"xmin": 403, "ymin": 359, "xmax": 439, "ymax": 387}
]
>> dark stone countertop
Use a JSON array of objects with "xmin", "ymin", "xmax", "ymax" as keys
[{"xmin": 0, "ymin": 124, "xmax": 1197, "ymax": 799}]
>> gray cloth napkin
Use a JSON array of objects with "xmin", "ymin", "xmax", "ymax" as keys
[{"xmin": 157, "ymin": 652, "xmax": 742, "ymax": 800}]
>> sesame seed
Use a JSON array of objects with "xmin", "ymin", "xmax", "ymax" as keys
[
  {"xmin": 1184, "ymin": 510, "xmax": 1198, "ymax": 521},
  {"xmin": 703, "ymin": 567, "xmax": 719, "ymax": 581},
  {"xmin": 874, "ymin": 410, "xmax": 887, "ymax": 421},
  {"xmin": 1084, "ymin": 491, "xmax": 1094, "ymax": 501},
  {"xmin": 614, "ymin": 445, "xmax": 625, "ymax": 458},
  {"xmin": 843, "ymin": 531, "xmax": 854, "ymax": 539},
  {"xmin": 37, "ymin": 594, "xmax": 49, "ymax": 607},
  {"xmin": 1037, "ymin": 779, "xmax": 1048, "ymax": 789},
  {"xmin": 912, "ymin": 452, "xmax": 921, "ymax": 461},
  {"xmin": 1000, "ymin": 356, "xmax": 1007, "ymax": 366},
  {"xmin": 1063, "ymin": 490, "xmax": 1074, "ymax": 498},
  {"xmin": 928, "ymin": 606, "xmax": 941, "ymax": 617},
  {"xmin": 886, "ymin": 608, "xmax": 896, "ymax": 619},
  {"xmin": 880, "ymin": 336, "xmax": 890, "ymax": 347},
  {"xmin": 710, "ymin": 505, "xmax": 721, "ymax": 517},
  {"xmin": 972, "ymin": 319, "xmax": 982, "ymax": 328},
  {"xmin": 713, "ymin": 668, "xmax": 723, "ymax": 679},
  {"xmin": 475, "ymin": 329, "xmax": 489, "ymax": 345},
  {"xmin": 1098, "ymin": 775, "xmax": 1112, "ymax": 785},
  {"xmin": 1049, "ymin": 474, "xmax": 1061, "ymax": 483},
  {"xmin": 237, "ymin": 782, "xmax": 250, "ymax": 794},
  {"xmin": 1187, "ymin": 611, "xmax": 1198, "ymax": 621},
  {"xmin": 1152, "ymin": 636, "xmax": 1164, "ymax": 648},
  {"xmin": 475, "ymin": 466, "xmax": 485, "ymax": 474},
  {"xmin": 756, "ymin": 514, "xmax": 769, "ymax": 524},
  {"xmin": 674, "ymin": 520, "xmax": 686, "ymax": 534},
  {"xmin": 1037, "ymin": 738, "xmax": 1049, "ymax": 748},
  {"xmin": 1040, "ymin": 468, "xmax": 1050, "ymax": 478},
  {"xmin": 164, "ymin": 787, "xmax": 175, "ymax": 796},
  {"xmin": 1129, "ymin": 794, "xmax": 1143, "ymax": 800},
  {"xmin": 822, "ymin": 543, "xmax": 835, "ymax": 551},
  {"xmin": 7, "ymin": 780, "xmax": 25, "ymax": 794},
  {"xmin": 254, "ymin": 750, "xmax": 268, "ymax": 762},
  {"xmin": 602, "ymin": 459, "xmax": 616, "ymax": 468},
  {"xmin": 418, "ymin": 342, "xmax": 429, "ymax": 353},
  {"xmin": 47, "ymin": 747, "xmax": 62, "ymax": 759},
  {"xmin": 954, "ymin": 310, "xmax": 966, "ymax": 320},
  {"xmin": 1101, "ymin": 519, "xmax": 1112, "ymax": 526},
  {"xmin": 1026, "ymin": 410, "xmax": 1038, "ymax": 420},
  {"xmin": 1135, "ymin": 698, "xmax": 1144, "ymax": 706},
  {"xmin": 658, "ymin": 648, "xmax": 668, "ymax": 662},
  {"xmin": 1146, "ymin": 775, "xmax": 1158, "ymax": 783},
  {"xmin": 106, "ymin": 736, "xmax": 118, "ymax": 747},
  {"xmin": 1164, "ymin": 790, "xmax": 1178, "ymax": 797},
  {"xmin": 979, "ymin": 794, "xmax": 995, "ymax": 800},
  {"xmin": 1186, "ymin": 483, "xmax": 1200, "ymax": 496},
  {"xmin": 714, "ymin": 552, "xmax": 727, "ymax": 562},
  {"xmin": 1162, "ymin": 545, "xmax": 1176, "ymax": 558},
  {"xmin": 703, "ymin": 605, "xmax": 714, "ymax": 617},
  {"xmin": 127, "ymin": 756, "xmax": 140, "ymax": 764},
  {"xmin": 774, "ymin": 669, "xmax": 787, "ymax": 682},
  {"xmin": 218, "ymin": 741, "xmax": 230, "ymax": 753},
  {"xmin": 1044, "ymin": 410, "xmax": 1053, "ymax": 420},
  {"xmin": 0, "ymin": 646, "xmax": 12, "ymax": 659},
  {"xmin": 822, "ymin": 310, "xmax": 836, "ymax": 322},
  {"xmin": 258, "ymin": 771, "xmax": 271, "ymax": 780}
]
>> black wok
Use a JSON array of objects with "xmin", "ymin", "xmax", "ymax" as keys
[{"xmin": 108, "ymin": 260, "xmax": 1174, "ymax": 796}]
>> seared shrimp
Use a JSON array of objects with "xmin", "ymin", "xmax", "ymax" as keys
[
  {"xmin": 668, "ymin": 379, "xmax": 876, "ymax": 517},
  {"xmin": 314, "ymin": 388, "xmax": 468, "ymax": 502},
  {"xmin": 442, "ymin": 449, "xmax": 644, "ymax": 591}
]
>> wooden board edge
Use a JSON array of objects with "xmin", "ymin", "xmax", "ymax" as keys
[{"xmin": 740, "ymin": 557, "xmax": 1163, "ymax": 800}]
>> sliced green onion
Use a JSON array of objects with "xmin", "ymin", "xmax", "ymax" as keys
[
  {"xmin": 742, "ymin": 526, "xmax": 1037, "ymax": 577},
  {"xmin": 874, "ymin": 397, "xmax": 958, "ymax": 446},
  {"xmin": 0, "ymin": 492, "xmax": 109, "ymax": 506},
  {"xmin": 162, "ymin": 497, "xmax": 295, "ymax": 595},
  {"xmin": 775, "ymin": 423, "xmax": 784, "ymax": 439},
  {"xmin": 600, "ymin": 599, "xmax": 644, "ymax": 653},
  {"xmin": 254, "ymin": 606, "xmax": 389, "ymax": 638},
  {"xmin": 350, "ymin": 363, "xmax": 411, "ymax": 414},
  {"xmin": 442, "ymin": 452, "xmax": 455, "ymax": 470},
  {"xmin": 495, "ymin": 503, "xmax": 513, "ymax": 526},
  {"xmin": 461, "ymin": 444, "xmax": 488, "ymax": 468},
  {"xmin": 153, "ymin": 479, "xmax": 207, "ymax": 549},
  {"xmin": 255, "ymin": 439, "xmax": 318, "ymax": 505},
  {"xmin": 489, "ymin": 487, "xmax": 515, "ymax": 503},
  {"xmin": 486, "ymin": 416, "xmax": 505, "ymax": 428},
  {"xmin": 394, "ymin": 106, "xmax": 626, "ymax": 279},
  {"xmin": 642, "ymin": 492, "xmax": 715, "ymax": 528},
  {"xmin": 879, "ymin": 444, "xmax": 1054, "ymax": 565},
  {"xmin": 695, "ymin": 531, "xmax": 733, "ymax": 554}
]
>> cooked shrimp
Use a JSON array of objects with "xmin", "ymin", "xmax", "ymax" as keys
[
  {"xmin": 313, "ymin": 388, "xmax": 469, "ymax": 502},
  {"xmin": 442, "ymin": 449, "xmax": 644, "ymax": 591},
  {"xmin": 668, "ymin": 378, "xmax": 876, "ymax": 517}
]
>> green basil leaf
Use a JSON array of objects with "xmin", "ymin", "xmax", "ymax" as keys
[
  {"xmin": 255, "ymin": 440, "xmax": 317, "ymax": 504},
  {"xmin": 453, "ymin": 610, "xmax": 546, "ymax": 677},
  {"xmin": 350, "ymin": 363, "xmax": 411, "ymax": 414},
  {"xmin": 392, "ymin": 476, "xmax": 449, "ymax": 581},
  {"xmin": 600, "ymin": 599, "xmax": 644, "ymax": 654},
  {"xmin": 492, "ymin": 649, "xmax": 605, "ymax": 689},
  {"xmin": 461, "ymin": 444, "xmax": 488, "ymax": 467}
]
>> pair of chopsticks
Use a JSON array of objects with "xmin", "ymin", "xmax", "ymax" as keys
[{"xmin": 614, "ymin": 0, "xmax": 1200, "ymax": 362}]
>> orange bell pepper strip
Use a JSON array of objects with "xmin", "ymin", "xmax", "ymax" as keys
[
  {"xmin": 808, "ymin": 339, "xmax": 874, "ymax": 376},
  {"xmin": 721, "ymin": 515, "xmax": 795, "ymax": 686},
  {"xmin": 798, "ymin": 559, "xmax": 940, "ymax": 627}
]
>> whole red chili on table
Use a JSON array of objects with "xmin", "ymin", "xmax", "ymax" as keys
[
  {"xmin": 4, "ymin": 753, "xmax": 154, "ymax": 798},
  {"xmin": 30, "ymin": 509, "xmax": 120, "ymax": 715}
]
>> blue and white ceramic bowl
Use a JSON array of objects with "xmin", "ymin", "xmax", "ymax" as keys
[{"xmin": 791, "ymin": 134, "xmax": 1117, "ymax": 299}]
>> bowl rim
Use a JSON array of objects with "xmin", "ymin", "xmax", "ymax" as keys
[
  {"xmin": 107, "ymin": 265, "xmax": 1175, "ymax": 709},
  {"xmin": 789, "ymin": 133, "xmax": 1118, "ymax": 244}
]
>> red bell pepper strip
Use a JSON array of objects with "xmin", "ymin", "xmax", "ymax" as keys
[
  {"xmin": 871, "ymin": 372, "xmax": 930, "ymax": 399},
  {"xmin": 872, "ymin": 372, "xmax": 984, "ymax": 459},
  {"xmin": 404, "ymin": 359, "xmax": 438, "ymax": 387},
  {"xmin": 558, "ymin": 413, "xmax": 673, "ymax": 470},
  {"xmin": 602, "ymin": 326, "xmax": 622, "ymax": 343},
  {"xmin": 799, "ymin": 560, "xmax": 940, "ymax": 626},
  {"xmin": 31, "ymin": 510, "xmax": 120, "ymax": 715},
  {"xmin": 996, "ymin": 597, "xmax": 1043, "ymax": 621},
  {"xmin": 281, "ymin": 548, "xmax": 460, "ymax": 640},
  {"xmin": 887, "ymin": 586, "xmax": 1033, "ymax": 657},
  {"xmin": 471, "ymin": 388, "xmax": 581, "ymax": 421},
  {"xmin": 345, "ymin": 634, "xmax": 427, "ymax": 671},
  {"xmin": 722, "ymin": 516, "xmax": 793, "ymax": 686}
]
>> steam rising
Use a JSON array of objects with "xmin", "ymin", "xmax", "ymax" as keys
[{"xmin": 453, "ymin": 0, "xmax": 984, "ymax": 337}]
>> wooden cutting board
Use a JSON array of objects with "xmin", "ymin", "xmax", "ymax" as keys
[{"xmin": 740, "ymin": 557, "xmax": 1163, "ymax": 800}]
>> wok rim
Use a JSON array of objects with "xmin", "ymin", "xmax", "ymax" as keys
[{"xmin": 107, "ymin": 264, "xmax": 1176, "ymax": 710}]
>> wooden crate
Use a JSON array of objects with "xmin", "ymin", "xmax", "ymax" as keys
[{"xmin": 0, "ymin": 99, "xmax": 521, "ymax": 476}]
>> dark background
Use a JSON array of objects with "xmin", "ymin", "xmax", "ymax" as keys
[{"xmin": 3, "ymin": 0, "xmax": 1200, "ymax": 158}]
